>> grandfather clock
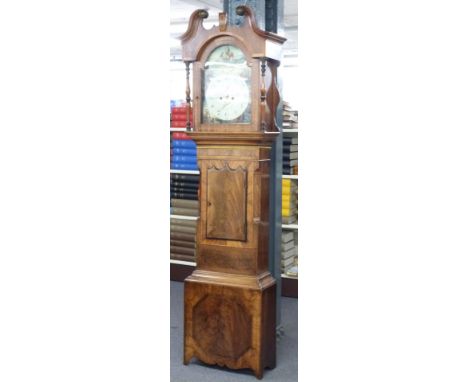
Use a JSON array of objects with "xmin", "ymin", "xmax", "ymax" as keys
[{"xmin": 179, "ymin": 6, "xmax": 286, "ymax": 379}]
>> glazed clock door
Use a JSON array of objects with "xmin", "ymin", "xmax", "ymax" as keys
[{"xmin": 201, "ymin": 44, "xmax": 252, "ymax": 125}]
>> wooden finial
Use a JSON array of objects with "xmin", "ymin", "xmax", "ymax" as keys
[
  {"xmin": 234, "ymin": 5, "xmax": 287, "ymax": 44},
  {"xmin": 235, "ymin": 5, "xmax": 248, "ymax": 17},
  {"xmin": 219, "ymin": 12, "xmax": 227, "ymax": 32}
]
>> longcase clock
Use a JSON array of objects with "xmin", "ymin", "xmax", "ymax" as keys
[{"xmin": 179, "ymin": 6, "xmax": 286, "ymax": 379}]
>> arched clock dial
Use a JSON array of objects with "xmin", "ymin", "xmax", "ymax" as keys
[{"xmin": 202, "ymin": 44, "xmax": 251, "ymax": 124}]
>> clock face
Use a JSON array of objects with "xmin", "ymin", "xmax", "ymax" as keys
[{"xmin": 202, "ymin": 45, "xmax": 251, "ymax": 124}]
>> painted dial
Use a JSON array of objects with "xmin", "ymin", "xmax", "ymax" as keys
[
  {"xmin": 204, "ymin": 74, "xmax": 249, "ymax": 121},
  {"xmin": 202, "ymin": 44, "xmax": 251, "ymax": 124}
]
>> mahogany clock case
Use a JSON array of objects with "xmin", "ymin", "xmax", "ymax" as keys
[
  {"xmin": 177, "ymin": 6, "xmax": 286, "ymax": 380},
  {"xmin": 193, "ymin": 35, "xmax": 261, "ymax": 132}
]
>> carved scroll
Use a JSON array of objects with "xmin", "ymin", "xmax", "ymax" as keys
[
  {"xmin": 179, "ymin": 9, "xmax": 209, "ymax": 42},
  {"xmin": 235, "ymin": 5, "xmax": 286, "ymax": 44}
]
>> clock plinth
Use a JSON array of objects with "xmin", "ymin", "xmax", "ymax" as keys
[
  {"xmin": 179, "ymin": 6, "xmax": 285, "ymax": 379},
  {"xmin": 184, "ymin": 271, "xmax": 276, "ymax": 380}
]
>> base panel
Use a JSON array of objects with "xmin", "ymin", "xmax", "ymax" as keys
[{"xmin": 184, "ymin": 276, "xmax": 276, "ymax": 379}]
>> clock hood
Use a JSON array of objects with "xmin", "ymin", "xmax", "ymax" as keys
[{"xmin": 179, "ymin": 6, "xmax": 286, "ymax": 63}]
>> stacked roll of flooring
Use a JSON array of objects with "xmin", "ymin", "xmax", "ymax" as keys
[
  {"xmin": 170, "ymin": 131, "xmax": 198, "ymax": 171},
  {"xmin": 283, "ymin": 135, "xmax": 298, "ymax": 175},
  {"xmin": 170, "ymin": 215, "xmax": 197, "ymax": 262},
  {"xmin": 170, "ymin": 104, "xmax": 192, "ymax": 129},
  {"xmin": 281, "ymin": 230, "xmax": 298, "ymax": 275},
  {"xmin": 282, "ymin": 178, "xmax": 298, "ymax": 225},
  {"xmin": 282, "ymin": 102, "xmax": 298, "ymax": 130},
  {"xmin": 170, "ymin": 173, "xmax": 199, "ymax": 202},
  {"xmin": 170, "ymin": 198, "xmax": 199, "ymax": 218},
  {"xmin": 170, "ymin": 173, "xmax": 199, "ymax": 263}
]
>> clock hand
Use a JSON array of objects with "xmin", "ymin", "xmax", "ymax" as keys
[
  {"xmin": 216, "ymin": 101, "xmax": 230, "ymax": 113},
  {"xmin": 216, "ymin": 104, "xmax": 227, "ymax": 115}
]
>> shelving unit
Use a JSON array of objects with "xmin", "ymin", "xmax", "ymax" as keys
[
  {"xmin": 280, "ymin": 108, "xmax": 298, "ymax": 284},
  {"xmin": 170, "ymin": 214, "xmax": 198, "ymax": 220},
  {"xmin": 170, "ymin": 124, "xmax": 199, "ymax": 266},
  {"xmin": 282, "ymin": 223, "xmax": 298, "ymax": 230},
  {"xmin": 170, "ymin": 259, "xmax": 196, "ymax": 266},
  {"xmin": 170, "ymin": 169, "xmax": 200, "ymax": 175}
]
